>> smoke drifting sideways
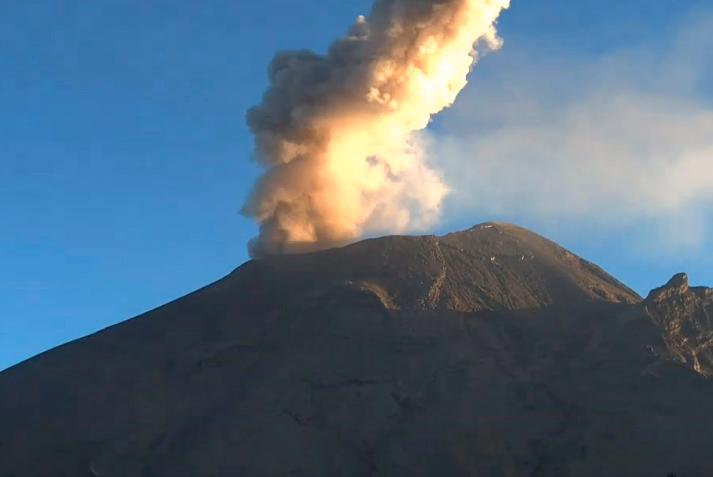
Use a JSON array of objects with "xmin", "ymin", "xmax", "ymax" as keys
[{"xmin": 243, "ymin": 0, "xmax": 510, "ymax": 256}]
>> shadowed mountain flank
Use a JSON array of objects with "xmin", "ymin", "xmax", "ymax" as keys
[{"xmin": 1, "ymin": 223, "xmax": 712, "ymax": 477}]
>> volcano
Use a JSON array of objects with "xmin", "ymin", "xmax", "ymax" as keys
[{"xmin": 2, "ymin": 223, "xmax": 713, "ymax": 476}]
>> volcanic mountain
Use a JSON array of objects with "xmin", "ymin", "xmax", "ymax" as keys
[{"xmin": 2, "ymin": 223, "xmax": 713, "ymax": 476}]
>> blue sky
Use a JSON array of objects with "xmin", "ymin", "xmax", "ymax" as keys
[{"xmin": 2, "ymin": 0, "xmax": 711, "ymax": 371}]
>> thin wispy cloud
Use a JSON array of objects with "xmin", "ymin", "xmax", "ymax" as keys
[{"xmin": 431, "ymin": 13, "xmax": 713, "ymax": 253}]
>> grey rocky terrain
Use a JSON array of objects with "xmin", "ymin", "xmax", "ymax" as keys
[{"xmin": 1, "ymin": 223, "xmax": 712, "ymax": 476}]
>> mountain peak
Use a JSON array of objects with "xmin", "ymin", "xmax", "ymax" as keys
[
  {"xmin": 663, "ymin": 272, "xmax": 690, "ymax": 293},
  {"xmin": 242, "ymin": 222, "xmax": 640, "ymax": 314},
  {"xmin": 647, "ymin": 272, "xmax": 691, "ymax": 302}
]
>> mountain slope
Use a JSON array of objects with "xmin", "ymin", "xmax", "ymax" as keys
[
  {"xmin": 241, "ymin": 222, "xmax": 640, "ymax": 313},
  {"xmin": 1, "ymin": 223, "xmax": 712, "ymax": 477}
]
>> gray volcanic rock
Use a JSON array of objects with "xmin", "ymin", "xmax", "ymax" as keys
[
  {"xmin": 244, "ymin": 222, "xmax": 640, "ymax": 314},
  {"xmin": 645, "ymin": 273, "xmax": 713, "ymax": 377},
  {"xmin": 1, "ymin": 223, "xmax": 712, "ymax": 477}
]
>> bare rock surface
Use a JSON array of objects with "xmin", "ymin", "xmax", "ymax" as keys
[
  {"xmin": 1, "ymin": 223, "xmax": 712, "ymax": 477},
  {"xmin": 646, "ymin": 273, "xmax": 713, "ymax": 377}
]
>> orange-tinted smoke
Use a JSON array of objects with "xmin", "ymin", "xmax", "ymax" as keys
[{"xmin": 243, "ymin": 0, "xmax": 510, "ymax": 256}]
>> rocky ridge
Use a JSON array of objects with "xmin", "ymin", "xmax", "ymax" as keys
[{"xmin": 646, "ymin": 272, "xmax": 713, "ymax": 377}]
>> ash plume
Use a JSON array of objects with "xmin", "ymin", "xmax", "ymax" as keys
[{"xmin": 243, "ymin": 0, "xmax": 510, "ymax": 256}]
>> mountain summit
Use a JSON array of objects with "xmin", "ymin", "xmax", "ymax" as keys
[
  {"xmin": 246, "ymin": 222, "xmax": 640, "ymax": 313},
  {"xmin": 1, "ymin": 224, "xmax": 712, "ymax": 477}
]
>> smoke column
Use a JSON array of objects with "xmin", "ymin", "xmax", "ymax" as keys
[{"xmin": 243, "ymin": 0, "xmax": 510, "ymax": 256}]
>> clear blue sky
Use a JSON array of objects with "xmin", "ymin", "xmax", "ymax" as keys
[{"xmin": 2, "ymin": 0, "xmax": 711, "ymax": 371}]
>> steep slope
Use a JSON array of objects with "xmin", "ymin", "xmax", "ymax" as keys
[
  {"xmin": 1, "ymin": 224, "xmax": 712, "ymax": 477},
  {"xmin": 645, "ymin": 273, "xmax": 713, "ymax": 377}
]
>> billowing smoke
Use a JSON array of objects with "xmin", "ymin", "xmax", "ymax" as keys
[{"xmin": 243, "ymin": 0, "xmax": 510, "ymax": 256}]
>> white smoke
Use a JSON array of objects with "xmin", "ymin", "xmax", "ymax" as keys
[{"xmin": 243, "ymin": 0, "xmax": 510, "ymax": 256}]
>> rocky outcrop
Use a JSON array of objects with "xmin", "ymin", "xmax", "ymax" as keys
[{"xmin": 645, "ymin": 273, "xmax": 713, "ymax": 376}]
